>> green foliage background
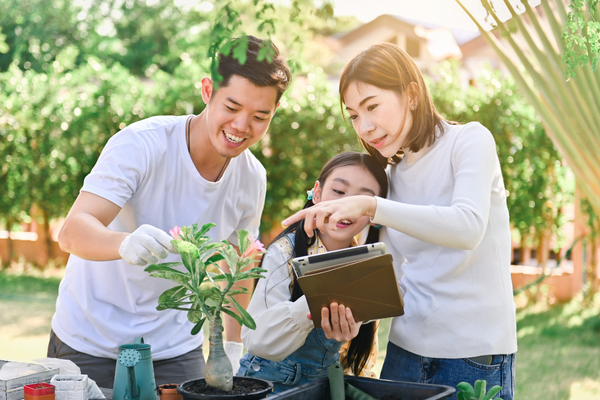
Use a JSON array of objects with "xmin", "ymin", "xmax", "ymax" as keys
[
  {"xmin": 428, "ymin": 60, "xmax": 572, "ymax": 250},
  {"xmin": 0, "ymin": 0, "xmax": 361, "ymax": 240},
  {"xmin": 0, "ymin": 0, "xmax": 572, "ymax": 257}
]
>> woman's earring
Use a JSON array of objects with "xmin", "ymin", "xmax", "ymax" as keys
[{"xmin": 410, "ymin": 105, "xmax": 417, "ymax": 111}]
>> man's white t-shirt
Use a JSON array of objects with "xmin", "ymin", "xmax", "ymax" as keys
[{"xmin": 51, "ymin": 115, "xmax": 267, "ymax": 360}]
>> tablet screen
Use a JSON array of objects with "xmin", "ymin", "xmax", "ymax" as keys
[{"xmin": 291, "ymin": 242, "xmax": 387, "ymax": 277}]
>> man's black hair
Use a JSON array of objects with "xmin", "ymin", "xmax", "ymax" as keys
[{"xmin": 217, "ymin": 35, "xmax": 291, "ymax": 103}]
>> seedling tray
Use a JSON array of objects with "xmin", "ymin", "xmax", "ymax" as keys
[{"xmin": 268, "ymin": 376, "xmax": 455, "ymax": 400}]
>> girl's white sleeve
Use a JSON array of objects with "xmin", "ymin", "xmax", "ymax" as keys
[
  {"xmin": 241, "ymin": 242, "xmax": 314, "ymax": 361},
  {"xmin": 371, "ymin": 123, "xmax": 498, "ymax": 250}
]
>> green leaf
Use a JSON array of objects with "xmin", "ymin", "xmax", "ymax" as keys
[
  {"xmin": 199, "ymin": 243, "xmax": 224, "ymax": 260},
  {"xmin": 474, "ymin": 380, "xmax": 486, "ymax": 399},
  {"xmin": 158, "ymin": 285, "xmax": 188, "ymax": 305},
  {"xmin": 225, "ymin": 288, "xmax": 249, "ymax": 297},
  {"xmin": 457, "ymin": 382, "xmax": 476, "ymax": 395},
  {"xmin": 194, "ymin": 236, "xmax": 211, "ymax": 248},
  {"xmin": 205, "ymin": 269, "xmax": 221, "ymax": 288},
  {"xmin": 219, "ymin": 244, "xmax": 238, "ymax": 272},
  {"xmin": 177, "ymin": 241, "xmax": 200, "ymax": 273},
  {"xmin": 187, "ymin": 309, "xmax": 204, "ymax": 324},
  {"xmin": 198, "ymin": 286, "xmax": 222, "ymax": 310},
  {"xmin": 483, "ymin": 386, "xmax": 502, "ymax": 400},
  {"xmin": 221, "ymin": 307, "xmax": 244, "ymax": 326},
  {"xmin": 208, "ymin": 272, "xmax": 227, "ymax": 282},
  {"xmin": 144, "ymin": 263, "xmax": 183, "ymax": 273},
  {"xmin": 220, "ymin": 41, "xmax": 233, "ymax": 56},
  {"xmin": 150, "ymin": 271, "xmax": 190, "ymax": 286},
  {"xmin": 204, "ymin": 253, "xmax": 225, "ymax": 265},
  {"xmin": 238, "ymin": 230, "xmax": 251, "ymax": 254},
  {"xmin": 232, "ymin": 36, "xmax": 249, "ymax": 65},
  {"xmin": 190, "ymin": 320, "xmax": 204, "ymax": 335},
  {"xmin": 198, "ymin": 222, "xmax": 216, "ymax": 236},
  {"xmin": 224, "ymin": 272, "xmax": 234, "ymax": 285},
  {"xmin": 235, "ymin": 270, "xmax": 266, "ymax": 282},
  {"xmin": 229, "ymin": 296, "xmax": 256, "ymax": 329}
]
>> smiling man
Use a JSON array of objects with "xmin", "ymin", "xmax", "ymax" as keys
[{"xmin": 50, "ymin": 35, "xmax": 291, "ymax": 388}]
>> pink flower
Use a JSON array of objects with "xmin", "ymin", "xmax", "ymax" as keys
[
  {"xmin": 170, "ymin": 226, "xmax": 182, "ymax": 240},
  {"xmin": 242, "ymin": 235, "xmax": 266, "ymax": 258}
]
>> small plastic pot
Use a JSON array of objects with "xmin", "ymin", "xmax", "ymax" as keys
[
  {"xmin": 158, "ymin": 383, "xmax": 183, "ymax": 400},
  {"xmin": 24, "ymin": 383, "xmax": 55, "ymax": 400}
]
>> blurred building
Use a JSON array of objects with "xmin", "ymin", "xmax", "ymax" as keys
[{"xmin": 327, "ymin": 14, "xmax": 510, "ymax": 87}]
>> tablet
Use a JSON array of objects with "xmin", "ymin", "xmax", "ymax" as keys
[{"xmin": 291, "ymin": 242, "xmax": 387, "ymax": 277}]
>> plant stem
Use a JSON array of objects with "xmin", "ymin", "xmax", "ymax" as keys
[{"xmin": 204, "ymin": 314, "xmax": 233, "ymax": 391}]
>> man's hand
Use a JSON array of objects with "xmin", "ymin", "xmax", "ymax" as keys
[{"xmin": 119, "ymin": 224, "xmax": 177, "ymax": 266}]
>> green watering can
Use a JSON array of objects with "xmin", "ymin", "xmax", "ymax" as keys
[{"xmin": 113, "ymin": 337, "xmax": 157, "ymax": 400}]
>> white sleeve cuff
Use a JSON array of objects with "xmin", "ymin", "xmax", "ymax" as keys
[
  {"xmin": 371, "ymin": 196, "xmax": 390, "ymax": 225},
  {"xmin": 289, "ymin": 295, "xmax": 314, "ymax": 330}
]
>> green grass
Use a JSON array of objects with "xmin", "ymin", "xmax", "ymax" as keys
[
  {"xmin": 514, "ymin": 295, "xmax": 600, "ymax": 399},
  {"xmin": 2, "ymin": 269, "xmax": 600, "ymax": 399},
  {"xmin": 0, "ymin": 267, "xmax": 63, "ymax": 361}
]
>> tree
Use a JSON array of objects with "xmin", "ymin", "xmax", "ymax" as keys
[
  {"xmin": 0, "ymin": 46, "xmax": 142, "ymax": 263},
  {"xmin": 428, "ymin": 60, "xmax": 571, "ymax": 263},
  {"xmin": 253, "ymin": 65, "xmax": 362, "ymax": 233},
  {"xmin": 0, "ymin": 0, "xmax": 359, "ymax": 264},
  {"xmin": 455, "ymin": 0, "xmax": 600, "ymax": 224}
]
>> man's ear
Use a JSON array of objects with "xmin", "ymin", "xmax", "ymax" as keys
[
  {"xmin": 201, "ymin": 77, "xmax": 214, "ymax": 105},
  {"xmin": 312, "ymin": 181, "xmax": 321, "ymax": 204}
]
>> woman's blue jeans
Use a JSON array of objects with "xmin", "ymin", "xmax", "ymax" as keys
[{"xmin": 380, "ymin": 342, "xmax": 515, "ymax": 400}]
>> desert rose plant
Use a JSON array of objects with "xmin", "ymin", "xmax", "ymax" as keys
[{"xmin": 145, "ymin": 223, "xmax": 266, "ymax": 391}]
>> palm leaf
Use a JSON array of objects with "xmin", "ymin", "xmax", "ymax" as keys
[{"xmin": 455, "ymin": 0, "xmax": 600, "ymax": 215}]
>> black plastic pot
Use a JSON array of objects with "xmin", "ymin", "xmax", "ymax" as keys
[
  {"xmin": 177, "ymin": 377, "xmax": 273, "ymax": 400},
  {"xmin": 267, "ymin": 376, "xmax": 455, "ymax": 400}
]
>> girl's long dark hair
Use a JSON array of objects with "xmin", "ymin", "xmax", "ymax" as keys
[{"xmin": 259, "ymin": 151, "xmax": 388, "ymax": 376}]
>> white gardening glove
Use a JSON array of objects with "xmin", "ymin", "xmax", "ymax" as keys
[
  {"xmin": 224, "ymin": 341, "xmax": 244, "ymax": 375},
  {"xmin": 118, "ymin": 224, "xmax": 177, "ymax": 266}
]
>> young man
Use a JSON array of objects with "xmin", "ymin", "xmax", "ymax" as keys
[{"xmin": 50, "ymin": 35, "xmax": 291, "ymax": 388}]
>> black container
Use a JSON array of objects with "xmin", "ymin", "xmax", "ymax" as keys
[
  {"xmin": 177, "ymin": 377, "xmax": 273, "ymax": 400},
  {"xmin": 268, "ymin": 376, "xmax": 455, "ymax": 400}
]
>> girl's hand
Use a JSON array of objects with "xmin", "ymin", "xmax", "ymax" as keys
[
  {"xmin": 321, "ymin": 302, "xmax": 361, "ymax": 341},
  {"xmin": 282, "ymin": 196, "xmax": 377, "ymax": 237}
]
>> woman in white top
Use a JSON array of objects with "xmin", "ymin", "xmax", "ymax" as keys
[
  {"xmin": 283, "ymin": 43, "xmax": 517, "ymax": 399},
  {"xmin": 238, "ymin": 152, "xmax": 387, "ymax": 394}
]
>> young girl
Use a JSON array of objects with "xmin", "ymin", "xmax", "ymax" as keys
[
  {"xmin": 283, "ymin": 43, "xmax": 518, "ymax": 400},
  {"xmin": 237, "ymin": 152, "xmax": 388, "ymax": 394}
]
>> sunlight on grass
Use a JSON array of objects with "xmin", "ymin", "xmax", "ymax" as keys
[
  {"xmin": 570, "ymin": 378, "xmax": 600, "ymax": 399},
  {"xmin": 515, "ymin": 291, "xmax": 600, "ymax": 400},
  {"xmin": 0, "ymin": 265, "xmax": 64, "ymax": 362},
  {"xmin": 2, "ymin": 266, "xmax": 600, "ymax": 400},
  {"xmin": 516, "ymin": 325, "xmax": 535, "ymax": 339}
]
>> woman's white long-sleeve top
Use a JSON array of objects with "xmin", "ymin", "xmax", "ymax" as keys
[
  {"xmin": 371, "ymin": 121, "xmax": 518, "ymax": 358},
  {"xmin": 241, "ymin": 235, "xmax": 320, "ymax": 361}
]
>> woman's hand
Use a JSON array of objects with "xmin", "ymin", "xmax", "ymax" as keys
[
  {"xmin": 282, "ymin": 195, "xmax": 377, "ymax": 237},
  {"xmin": 320, "ymin": 302, "xmax": 362, "ymax": 342}
]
